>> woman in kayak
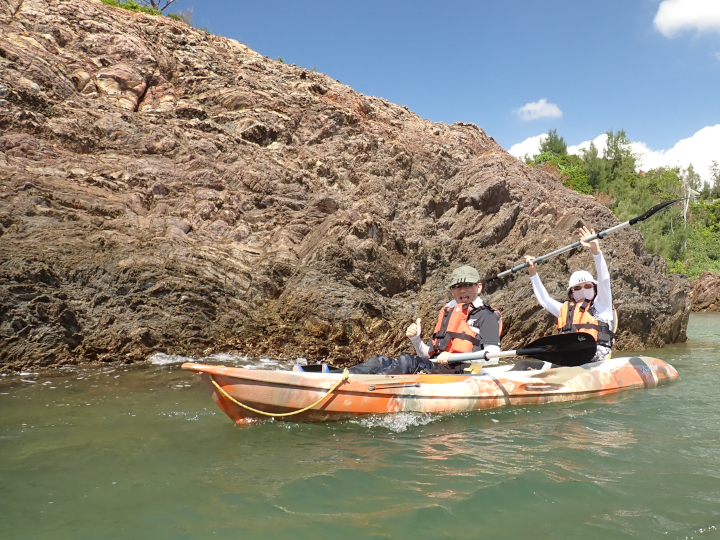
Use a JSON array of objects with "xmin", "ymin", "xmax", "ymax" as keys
[
  {"xmin": 347, "ymin": 265, "xmax": 502, "ymax": 375},
  {"xmin": 525, "ymin": 226, "xmax": 616, "ymax": 362}
]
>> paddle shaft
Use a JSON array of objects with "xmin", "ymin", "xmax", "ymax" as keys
[
  {"xmin": 449, "ymin": 346, "xmax": 550, "ymax": 364},
  {"xmin": 497, "ymin": 223, "xmax": 627, "ymax": 278},
  {"xmin": 495, "ymin": 197, "xmax": 688, "ymax": 279}
]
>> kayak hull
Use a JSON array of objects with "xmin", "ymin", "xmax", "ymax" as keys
[{"xmin": 182, "ymin": 356, "xmax": 678, "ymax": 424}]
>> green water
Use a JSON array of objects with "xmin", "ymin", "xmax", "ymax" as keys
[{"xmin": 2, "ymin": 314, "xmax": 719, "ymax": 540}]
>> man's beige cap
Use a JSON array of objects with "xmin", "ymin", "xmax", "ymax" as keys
[{"xmin": 449, "ymin": 265, "xmax": 480, "ymax": 287}]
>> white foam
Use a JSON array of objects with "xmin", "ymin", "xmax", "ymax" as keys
[
  {"xmin": 351, "ymin": 412, "xmax": 440, "ymax": 433},
  {"xmin": 147, "ymin": 353, "xmax": 193, "ymax": 365},
  {"xmin": 146, "ymin": 351, "xmax": 304, "ymax": 371}
]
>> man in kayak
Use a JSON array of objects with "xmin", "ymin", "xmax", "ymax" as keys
[
  {"xmin": 524, "ymin": 226, "xmax": 616, "ymax": 362},
  {"xmin": 348, "ymin": 265, "xmax": 502, "ymax": 374}
]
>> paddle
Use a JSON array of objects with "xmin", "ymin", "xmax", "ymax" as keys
[
  {"xmin": 447, "ymin": 332, "xmax": 597, "ymax": 367},
  {"xmin": 301, "ymin": 333, "xmax": 597, "ymax": 372},
  {"xmin": 494, "ymin": 197, "xmax": 689, "ymax": 280}
]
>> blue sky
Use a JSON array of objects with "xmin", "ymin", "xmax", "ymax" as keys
[{"xmin": 179, "ymin": 0, "xmax": 720, "ymax": 178}]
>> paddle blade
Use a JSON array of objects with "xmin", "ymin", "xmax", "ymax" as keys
[
  {"xmin": 629, "ymin": 197, "xmax": 687, "ymax": 225},
  {"xmin": 516, "ymin": 332, "xmax": 597, "ymax": 367}
]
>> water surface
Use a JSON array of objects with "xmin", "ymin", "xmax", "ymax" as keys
[{"xmin": 2, "ymin": 314, "xmax": 719, "ymax": 539}]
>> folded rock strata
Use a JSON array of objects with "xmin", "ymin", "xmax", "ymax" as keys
[{"xmin": 0, "ymin": 0, "xmax": 691, "ymax": 371}]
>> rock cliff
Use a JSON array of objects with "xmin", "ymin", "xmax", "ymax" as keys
[
  {"xmin": 690, "ymin": 273, "xmax": 720, "ymax": 312},
  {"xmin": 0, "ymin": 0, "xmax": 691, "ymax": 371}
]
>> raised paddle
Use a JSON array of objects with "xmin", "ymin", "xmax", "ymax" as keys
[
  {"xmin": 447, "ymin": 332, "xmax": 597, "ymax": 368},
  {"xmin": 494, "ymin": 197, "xmax": 690, "ymax": 280}
]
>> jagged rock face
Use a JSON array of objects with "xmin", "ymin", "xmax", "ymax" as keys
[
  {"xmin": 0, "ymin": 0, "xmax": 691, "ymax": 371},
  {"xmin": 691, "ymin": 273, "xmax": 720, "ymax": 312}
]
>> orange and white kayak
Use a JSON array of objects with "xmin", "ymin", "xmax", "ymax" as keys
[{"xmin": 182, "ymin": 356, "xmax": 678, "ymax": 425}]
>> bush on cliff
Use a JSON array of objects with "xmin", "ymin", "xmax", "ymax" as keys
[
  {"xmin": 100, "ymin": 0, "xmax": 161, "ymax": 16},
  {"xmin": 530, "ymin": 152, "xmax": 594, "ymax": 195}
]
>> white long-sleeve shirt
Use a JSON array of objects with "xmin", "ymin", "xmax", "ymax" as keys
[
  {"xmin": 408, "ymin": 297, "xmax": 502, "ymax": 359},
  {"xmin": 530, "ymin": 251, "xmax": 614, "ymax": 361}
]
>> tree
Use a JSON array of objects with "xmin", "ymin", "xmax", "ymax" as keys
[
  {"xmin": 683, "ymin": 164, "xmax": 702, "ymax": 193},
  {"xmin": 709, "ymin": 161, "xmax": 720, "ymax": 199},
  {"xmin": 602, "ymin": 129, "xmax": 637, "ymax": 200},
  {"xmin": 539, "ymin": 128, "xmax": 567, "ymax": 156},
  {"xmin": 168, "ymin": 7, "xmax": 193, "ymax": 25},
  {"xmin": 581, "ymin": 141, "xmax": 607, "ymax": 191},
  {"xmin": 140, "ymin": 0, "xmax": 177, "ymax": 13},
  {"xmin": 604, "ymin": 129, "xmax": 634, "ymax": 171}
]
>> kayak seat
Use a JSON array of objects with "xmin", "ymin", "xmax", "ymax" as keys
[{"xmin": 296, "ymin": 363, "xmax": 344, "ymax": 373}]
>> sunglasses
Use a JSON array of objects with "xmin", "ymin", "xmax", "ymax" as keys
[
  {"xmin": 572, "ymin": 283, "xmax": 595, "ymax": 291},
  {"xmin": 450, "ymin": 282, "xmax": 478, "ymax": 290}
]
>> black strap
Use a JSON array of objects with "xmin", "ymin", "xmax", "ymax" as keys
[
  {"xmin": 444, "ymin": 331, "xmax": 482, "ymax": 346},
  {"xmin": 596, "ymin": 323, "xmax": 615, "ymax": 348},
  {"xmin": 561, "ymin": 301, "xmax": 576, "ymax": 333},
  {"xmin": 573, "ymin": 322, "xmax": 601, "ymax": 330},
  {"xmin": 432, "ymin": 307, "xmax": 453, "ymax": 340},
  {"xmin": 429, "ymin": 307, "xmax": 454, "ymax": 357},
  {"xmin": 567, "ymin": 319, "xmax": 615, "ymax": 348},
  {"xmin": 562, "ymin": 299, "xmax": 591, "ymax": 333}
]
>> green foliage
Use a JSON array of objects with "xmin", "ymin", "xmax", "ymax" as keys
[
  {"xmin": 528, "ymin": 128, "xmax": 720, "ymax": 277},
  {"xmin": 669, "ymin": 225, "xmax": 720, "ymax": 278},
  {"xmin": 100, "ymin": 0, "xmax": 161, "ymax": 16},
  {"xmin": 277, "ymin": 56, "xmax": 285, "ymax": 63},
  {"xmin": 539, "ymin": 128, "xmax": 567, "ymax": 156},
  {"xmin": 532, "ymin": 152, "xmax": 593, "ymax": 194},
  {"xmin": 692, "ymin": 199, "xmax": 720, "ymax": 230},
  {"xmin": 611, "ymin": 167, "xmax": 682, "ymax": 222}
]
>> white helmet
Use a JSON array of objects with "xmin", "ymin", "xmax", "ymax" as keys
[{"xmin": 567, "ymin": 270, "xmax": 597, "ymax": 290}]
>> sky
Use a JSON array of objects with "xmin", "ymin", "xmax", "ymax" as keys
[{"xmin": 177, "ymin": 0, "xmax": 720, "ymax": 182}]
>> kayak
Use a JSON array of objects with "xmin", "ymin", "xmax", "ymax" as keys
[{"xmin": 181, "ymin": 356, "xmax": 678, "ymax": 424}]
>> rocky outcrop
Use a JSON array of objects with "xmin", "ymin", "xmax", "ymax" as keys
[
  {"xmin": 0, "ymin": 0, "xmax": 691, "ymax": 372},
  {"xmin": 690, "ymin": 273, "xmax": 720, "ymax": 312}
]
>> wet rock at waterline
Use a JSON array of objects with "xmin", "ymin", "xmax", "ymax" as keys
[
  {"xmin": 0, "ymin": 0, "xmax": 691, "ymax": 372},
  {"xmin": 691, "ymin": 273, "xmax": 720, "ymax": 312}
]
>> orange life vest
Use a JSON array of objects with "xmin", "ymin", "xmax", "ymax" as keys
[
  {"xmin": 428, "ymin": 302, "xmax": 502, "ymax": 358},
  {"xmin": 557, "ymin": 299, "xmax": 618, "ymax": 348}
]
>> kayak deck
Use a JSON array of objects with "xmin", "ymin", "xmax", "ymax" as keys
[{"xmin": 182, "ymin": 357, "xmax": 678, "ymax": 424}]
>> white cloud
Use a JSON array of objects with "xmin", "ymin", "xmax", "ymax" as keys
[
  {"xmin": 508, "ymin": 133, "xmax": 547, "ymax": 159},
  {"xmin": 654, "ymin": 0, "xmax": 720, "ymax": 37},
  {"xmin": 514, "ymin": 99, "xmax": 563, "ymax": 121},
  {"xmin": 632, "ymin": 125, "xmax": 720, "ymax": 181},
  {"xmin": 510, "ymin": 125, "xmax": 720, "ymax": 184},
  {"xmin": 567, "ymin": 134, "xmax": 608, "ymax": 156}
]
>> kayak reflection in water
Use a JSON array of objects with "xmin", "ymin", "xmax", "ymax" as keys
[
  {"xmin": 525, "ymin": 226, "xmax": 617, "ymax": 363},
  {"xmin": 348, "ymin": 265, "xmax": 502, "ymax": 375}
]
